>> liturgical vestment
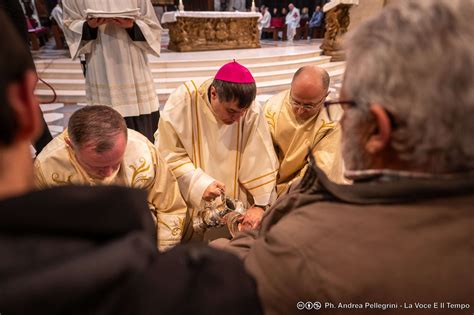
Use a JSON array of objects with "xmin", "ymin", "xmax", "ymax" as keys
[
  {"xmin": 34, "ymin": 129, "xmax": 188, "ymax": 251},
  {"xmin": 264, "ymin": 90, "xmax": 346, "ymax": 195},
  {"xmin": 155, "ymin": 79, "xmax": 279, "ymax": 211},
  {"xmin": 62, "ymin": 0, "xmax": 161, "ymax": 120}
]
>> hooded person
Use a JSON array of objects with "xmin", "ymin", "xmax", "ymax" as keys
[{"xmin": 155, "ymin": 61, "xmax": 279, "ymax": 240}]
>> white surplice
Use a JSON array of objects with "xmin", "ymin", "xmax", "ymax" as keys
[
  {"xmin": 50, "ymin": 5, "xmax": 64, "ymax": 31},
  {"xmin": 155, "ymin": 79, "xmax": 279, "ymax": 210},
  {"xmin": 62, "ymin": 0, "xmax": 162, "ymax": 117}
]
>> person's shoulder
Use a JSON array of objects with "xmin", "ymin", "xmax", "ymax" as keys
[
  {"xmin": 178, "ymin": 78, "xmax": 208, "ymax": 97},
  {"xmin": 118, "ymin": 243, "xmax": 262, "ymax": 315},
  {"xmin": 163, "ymin": 78, "xmax": 209, "ymax": 115},
  {"xmin": 127, "ymin": 128, "xmax": 151, "ymax": 144},
  {"xmin": 246, "ymin": 99, "xmax": 265, "ymax": 118},
  {"xmin": 263, "ymin": 189, "xmax": 334, "ymax": 248},
  {"xmin": 264, "ymin": 89, "xmax": 288, "ymax": 112},
  {"xmin": 2, "ymin": 185, "xmax": 150, "ymax": 228},
  {"xmin": 35, "ymin": 131, "xmax": 69, "ymax": 164},
  {"xmin": 126, "ymin": 129, "xmax": 156, "ymax": 158},
  {"xmin": 41, "ymin": 185, "xmax": 148, "ymax": 206}
]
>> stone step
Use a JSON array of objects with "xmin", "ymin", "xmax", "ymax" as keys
[
  {"xmin": 36, "ymin": 66, "xmax": 345, "ymax": 104},
  {"xmin": 34, "ymin": 49, "xmax": 323, "ymax": 71},
  {"xmin": 37, "ymin": 62, "xmax": 344, "ymax": 91},
  {"xmin": 38, "ymin": 55, "xmax": 333, "ymax": 80}
]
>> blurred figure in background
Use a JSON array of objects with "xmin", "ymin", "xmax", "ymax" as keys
[
  {"xmin": 258, "ymin": 5, "xmax": 271, "ymax": 39},
  {"xmin": 285, "ymin": 3, "xmax": 300, "ymax": 42},
  {"xmin": 308, "ymin": 5, "xmax": 324, "ymax": 39},
  {"xmin": 50, "ymin": 0, "xmax": 64, "ymax": 31}
]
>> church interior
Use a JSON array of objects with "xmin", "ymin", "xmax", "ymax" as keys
[
  {"xmin": 0, "ymin": 0, "xmax": 472, "ymax": 314},
  {"xmin": 33, "ymin": 0, "xmax": 346, "ymax": 138}
]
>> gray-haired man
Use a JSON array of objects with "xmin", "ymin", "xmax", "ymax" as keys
[{"xmin": 214, "ymin": 1, "xmax": 474, "ymax": 314}]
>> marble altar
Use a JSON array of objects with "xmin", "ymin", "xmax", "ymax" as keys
[{"xmin": 162, "ymin": 11, "xmax": 261, "ymax": 52}]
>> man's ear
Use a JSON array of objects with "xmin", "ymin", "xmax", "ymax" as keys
[
  {"xmin": 365, "ymin": 104, "xmax": 392, "ymax": 154},
  {"xmin": 210, "ymin": 85, "xmax": 218, "ymax": 101},
  {"xmin": 8, "ymin": 70, "xmax": 42, "ymax": 143}
]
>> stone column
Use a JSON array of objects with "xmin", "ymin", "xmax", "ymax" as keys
[{"xmin": 320, "ymin": 0, "xmax": 359, "ymax": 62}]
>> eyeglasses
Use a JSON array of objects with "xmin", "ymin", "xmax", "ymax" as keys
[
  {"xmin": 323, "ymin": 100, "xmax": 356, "ymax": 121},
  {"xmin": 289, "ymin": 92, "xmax": 327, "ymax": 111},
  {"xmin": 323, "ymin": 99, "xmax": 398, "ymax": 128}
]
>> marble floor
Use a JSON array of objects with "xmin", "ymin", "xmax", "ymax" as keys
[{"xmin": 32, "ymin": 29, "xmax": 325, "ymax": 60}]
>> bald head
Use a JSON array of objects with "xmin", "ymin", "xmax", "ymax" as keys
[
  {"xmin": 292, "ymin": 66, "xmax": 330, "ymax": 92},
  {"xmin": 289, "ymin": 66, "xmax": 330, "ymax": 121},
  {"xmin": 290, "ymin": 66, "xmax": 329, "ymax": 121}
]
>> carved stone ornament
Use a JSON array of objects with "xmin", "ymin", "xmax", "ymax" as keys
[
  {"xmin": 320, "ymin": 0, "xmax": 359, "ymax": 61},
  {"xmin": 167, "ymin": 16, "xmax": 261, "ymax": 52}
]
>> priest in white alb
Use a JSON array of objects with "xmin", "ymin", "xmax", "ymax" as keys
[
  {"xmin": 155, "ymin": 62, "xmax": 279, "ymax": 238},
  {"xmin": 34, "ymin": 106, "xmax": 188, "ymax": 251},
  {"xmin": 62, "ymin": 0, "xmax": 162, "ymax": 142},
  {"xmin": 264, "ymin": 66, "xmax": 347, "ymax": 195}
]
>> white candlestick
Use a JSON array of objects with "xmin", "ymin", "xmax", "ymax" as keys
[{"xmin": 178, "ymin": 0, "xmax": 184, "ymax": 12}]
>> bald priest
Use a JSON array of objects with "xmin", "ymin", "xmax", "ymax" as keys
[{"xmin": 264, "ymin": 66, "xmax": 347, "ymax": 195}]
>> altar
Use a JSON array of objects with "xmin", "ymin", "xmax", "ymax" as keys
[{"xmin": 161, "ymin": 11, "xmax": 261, "ymax": 52}]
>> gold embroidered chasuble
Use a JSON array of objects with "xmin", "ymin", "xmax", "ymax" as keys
[
  {"xmin": 264, "ymin": 90, "xmax": 347, "ymax": 195},
  {"xmin": 155, "ymin": 79, "xmax": 279, "ymax": 211},
  {"xmin": 34, "ymin": 129, "xmax": 188, "ymax": 251}
]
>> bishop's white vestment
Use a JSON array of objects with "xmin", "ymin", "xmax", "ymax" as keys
[{"xmin": 155, "ymin": 79, "xmax": 279, "ymax": 214}]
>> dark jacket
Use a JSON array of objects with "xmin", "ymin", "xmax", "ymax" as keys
[
  {"xmin": 223, "ymin": 161, "xmax": 474, "ymax": 315},
  {"xmin": 0, "ymin": 185, "xmax": 262, "ymax": 315}
]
